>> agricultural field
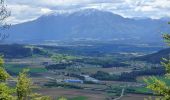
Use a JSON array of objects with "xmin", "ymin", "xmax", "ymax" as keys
[
  {"xmin": 36, "ymin": 88, "xmax": 107, "ymax": 100},
  {"xmin": 0, "ymin": 43, "xmax": 166, "ymax": 99}
]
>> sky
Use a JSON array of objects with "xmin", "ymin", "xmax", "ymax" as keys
[{"xmin": 5, "ymin": 0, "xmax": 170, "ymax": 24}]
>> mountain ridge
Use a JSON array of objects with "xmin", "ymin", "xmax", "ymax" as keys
[
  {"xmin": 135, "ymin": 48, "xmax": 170, "ymax": 63},
  {"xmin": 5, "ymin": 9, "xmax": 170, "ymax": 44}
]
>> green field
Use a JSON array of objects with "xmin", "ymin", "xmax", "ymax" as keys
[{"xmin": 5, "ymin": 64, "xmax": 47, "ymax": 74}]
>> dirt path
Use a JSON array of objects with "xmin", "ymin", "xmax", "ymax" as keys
[{"xmin": 114, "ymin": 88, "xmax": 125, "ymax": 100}]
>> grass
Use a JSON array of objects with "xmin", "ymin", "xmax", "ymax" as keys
[
  {"xmin": 69, "ymin": 96, "xmax": 88, "ymax": 100},
  {"xmin": 5, "ymin": 64, "xmax": 47, "ymax": 74},
  {"xmin": 132, "ymin": 87, "xmax": 151, "ymax": 94}
]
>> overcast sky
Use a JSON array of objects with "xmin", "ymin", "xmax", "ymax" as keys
[{"xmin": 6, "ymin": 0, "xmax": 170, "ymax": 24}]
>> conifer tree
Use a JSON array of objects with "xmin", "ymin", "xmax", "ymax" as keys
[
  {"xmin": 0, "ymin": 57, "xmax": 14, "ymax": 100},
  {"xmin": 145, "ymin": 23, "xmax": 170, "ymax": 100},
  {"xmin": 0, "ymin": 0, "xmax": 52, "ymax": 100},
  {"xmin": 16, "ymin": 69, "xmax": 51, "ymax": 100},
  {"xmin": 16, "ymin": 69, "xmax": 32, "ymax": 100}
]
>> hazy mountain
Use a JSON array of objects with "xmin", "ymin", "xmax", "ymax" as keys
[
  {"xmin": 6, "ymin": 9, "xmax": 170, "ymax": 44},
  {"xmin": 160, "ymin": 17, "xmax": 170, "ymax": 21}
]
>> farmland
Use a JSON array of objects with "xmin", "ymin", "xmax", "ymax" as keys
[{"xmin": 0, "ymin": 43, "xmax": 165, "ymax": 100}]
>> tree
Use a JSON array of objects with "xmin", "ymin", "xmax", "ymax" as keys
[
  {"xmin": 0, "ymin": 0, "xmax": 10, "ymax": 40},
  {"xmin": 16, "ymin": 69, "xmax": 32, "ymax": 100},
  {"xmin": 0, "ymin": 57, "xmax": 10, "ymax": 82},
  {"xmin": 0, "ymin": 66, "xmax": 10, "ymax": 82},
  {"xmin": 0, "ymin": 1, "xmax": 52, "ymax": 100},
  {"xmin": 145, "ymin": 23, "xmax": 170, "ymax": 100},
  {"xmin": 0, "ymin": 56, "xmax": 52, "ymax": 100},
  {"xmin": 0, "ymin": 57, "xmax": 14, "ymax": 100},
  {"xmin": 16, "ymin": 69, "xmax": 51, "ymax": 100},
  {"xmin": 0, "ymin": 1, "xmax": 14, "ymax": 99},
  {"xmin": 0, "ymin": 83, "xmax": 15, "ymax": 100}
]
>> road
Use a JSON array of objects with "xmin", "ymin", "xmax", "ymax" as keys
[{"xmin": 114, "ymin": 88, "xmax": 125, "ymax": 100}]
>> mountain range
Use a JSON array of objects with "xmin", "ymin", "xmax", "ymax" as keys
[{"xmin": 5, "ymin": 9, "xmax": 170, "ymax": 44}]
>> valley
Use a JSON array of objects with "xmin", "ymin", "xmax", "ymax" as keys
[
  {"xmin": 1, "ymin": 42, "xmax": 167, "ymax": 100},
  {"xmin": 0, "ymin": 1, "xmax": 170, "ymax": 99}
]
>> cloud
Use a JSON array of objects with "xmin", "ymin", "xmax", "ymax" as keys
[
  {"xmin": 6, "ymin": 3, "xmax": 53, "ymax": 24},
  {"xmin": 5, "ymin": 0, "xmax": 170, "ymax": 24}
]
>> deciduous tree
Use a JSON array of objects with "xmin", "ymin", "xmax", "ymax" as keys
[{"xmin": 145, "ymin": 23, "xmax": 170, "ymax": 100}]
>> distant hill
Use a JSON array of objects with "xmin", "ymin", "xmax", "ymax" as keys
[
  {"xmin": 135, "ymin": 48, "xmax": 170, "ymax": 63},
  {"xmin": 5, "ymin": 9, "xmax": 170, "ymax": 44},
  {"xmin": 0, "ymin": 44, "xmax": 47, "ymax": 58}
]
